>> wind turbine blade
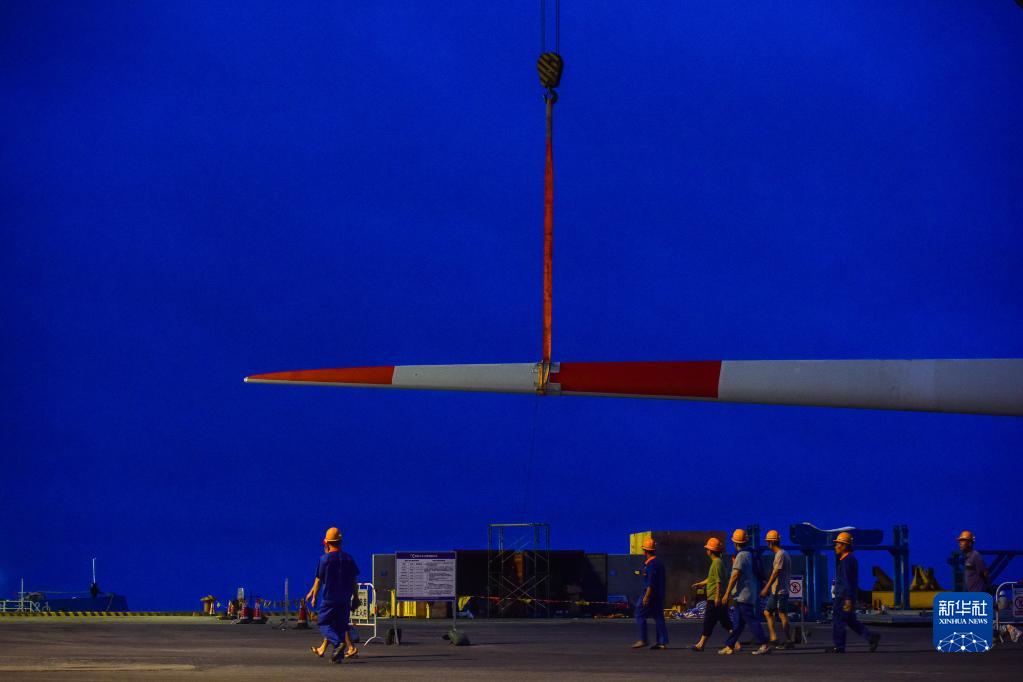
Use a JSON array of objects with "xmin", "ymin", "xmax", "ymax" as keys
[{"xmin": 245, "ymin": 358, "xmax": 1023, "ymax": 416}]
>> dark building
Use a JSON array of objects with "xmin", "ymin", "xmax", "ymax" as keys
[{"xmin": 369, "ymin": 531, "xmax": 727, "ymax": 617}]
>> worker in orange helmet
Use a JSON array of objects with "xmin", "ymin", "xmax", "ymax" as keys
[
  {"xmin": 718, "ymin": 529, "xmax": 772, "ymax": 655},
  {"xmin": 306, "ymin": 527, "xmax": 360, "ymax": 663},
  {"xmin": 631, "ymin": 538, "xmax": 668, "ymax": 649},
  {"xmin": 826, "ymin": 532, "xmax": 881, "ymax": 653},
  {"xmin": 760, "ymin": 529, "xmax": 794, "ymax": 649},
  {"xmin": 689, "ymin": 537, "xmax": 733, "ymax": 651},
  {"xmin": 957, "ymin": 531, "xmax": 990, "ymax": 592}
]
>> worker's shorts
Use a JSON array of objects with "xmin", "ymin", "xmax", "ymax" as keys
[{"xmin": 764, "ymin": 592, "xmax": 789, "ymax": 614}]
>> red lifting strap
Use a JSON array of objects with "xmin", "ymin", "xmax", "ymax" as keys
[
  {"xmin": 543, "ymin": 93, "xmax": 554, "ymax": 372},
  {"xmin": 536, "ymin": 51, "xmax": 562, "ymax": 393}
]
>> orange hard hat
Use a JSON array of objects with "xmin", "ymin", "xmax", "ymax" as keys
[
  {"xmin": 641, "ymin": 538, "xmax": 656, "ymax": 552},
  {"xmin": 731, "ymin": 528, "xmax": 748, "ymax": 544},
  {"xmin": 764, "ymin": 529, "xmax": 781, "ymax": 543},
  {"xmin": 956, "ymin": 530, "xmax": 975, "ymax": 542},
  {"xmin": 835, "ymin": 531, "xmax": 853, "ymax": 545},
  {"xmin": 704, "ymin": 537, "xmax": 724, "ymax": 552},
  {"xmin": 323, "ymin": 527, "xmax": 342, "ymax": 544}
]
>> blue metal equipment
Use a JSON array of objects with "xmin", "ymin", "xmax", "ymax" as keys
[
  {"xmin": 949, "ymin": 549, "xmax": 1023, "ymax": 591},
  {"xmin": 745, "ymin": 523, "xmax": 910, "ymax": 620}
]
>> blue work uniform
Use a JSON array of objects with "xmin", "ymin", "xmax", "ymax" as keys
[
  {"xmin": 832, "ymin": 551, "xmax": 873, "ymax": 650},
  {"xmin": 963, "ymin": 549, "xmax": 989, "ymax": 593},
  {"xmin": 316, "ymin": 550, "xmax": 360, "ymax": 649},
  {"xmin": 636, "ymin": 555, "xmax": 668, "ymax": 645}
]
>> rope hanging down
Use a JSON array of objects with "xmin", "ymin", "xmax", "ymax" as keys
[{"xmin": 535, "ymin": 2, "xmax": 563, "ymax": 395}]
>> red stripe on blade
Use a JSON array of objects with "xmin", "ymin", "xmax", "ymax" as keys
[
  {"xmin": 247, "ymin": 366, "xmax": 395, "ymax": 385},
  {"xmin": 552, "ymin": 361, "xmax": 722, "ymax": 398}
]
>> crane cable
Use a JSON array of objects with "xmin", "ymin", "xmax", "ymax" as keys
[
  {"xmin": 536, "ymin": 0, "xmax": 563, "ymax": 394},
  {"xmin": 524, "ymin": 1, "xmax": 563, "ymax": 520},
  {"xmin": 539, "ymin": 0, "xmax": 560, "ymax": 54}
]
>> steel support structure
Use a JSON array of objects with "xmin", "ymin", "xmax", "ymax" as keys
[
  {"xmin": 487, "ymin": 523, "xmax": 551, "ymax": 617},
  {"xmin": 770, "ymin": 523, "xmax": 911, "ymax": 620}
]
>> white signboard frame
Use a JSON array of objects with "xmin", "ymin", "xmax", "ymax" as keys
[{"xmin": 786, "ymin": 574, "xmax": 808, "ymax": 644}]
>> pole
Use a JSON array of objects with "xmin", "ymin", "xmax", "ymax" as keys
[
  {"xmin": 452, "ymin": 552, "xmax": 459, "ymax": 631},
  {"xmin": 392, "ymin": 590, "xmax": 400, "ymax": 645},
  {"xmin": 284, "ymin": 578, "xmax": 289, "ymax": 621},
  {"xmin": 92, "ymin": 558, "xmax": 97, "ymax": 585}
]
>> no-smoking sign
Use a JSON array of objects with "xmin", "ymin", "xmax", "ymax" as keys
[{"xmin": 788, "ymin": 575, "xmax": 804, "ymax": 600}]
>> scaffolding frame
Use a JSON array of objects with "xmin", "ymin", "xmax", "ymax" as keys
[{"xmin": 487, "ymin": 523, "xmax": 551, "ymax": 617}]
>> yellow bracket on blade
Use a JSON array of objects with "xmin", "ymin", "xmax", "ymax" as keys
[{"xmin": 534, "ymin": 361, "xmax": 561, "ymax": 395}]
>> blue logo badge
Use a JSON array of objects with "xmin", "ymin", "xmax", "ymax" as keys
[{"xmin": 933, "ymin": 592, "xmax": 993, "ymax": 653}]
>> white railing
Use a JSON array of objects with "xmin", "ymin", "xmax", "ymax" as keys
[
  {"xmin": 995, "ymin": 581, "xmax": 1021, "ymax": 626},
  {"xmin": 0, "ymin": 599, "xmax": 43, "ymax": 613},
  {"xmin": 351, "ymin": 582, "xmax": 382, "ymax": 645}
]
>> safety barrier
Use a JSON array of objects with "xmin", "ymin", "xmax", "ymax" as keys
[
  {"xmin": 994, "ymin": 581, "xmax": 1023, "ymax": 645},
  {"xmin": 482, "ymin": 595, "xmax": 628, "ymax": 610},
  {"xmin": 787, "ymin": 574, "xmax": 810, "ymax": 644},
  {"xmin": 0, "ymin": 599, "xmax": 43, "ymax": 613},
  {"xmin": 385, "ymin": 594, "xmax": 631, "ymax": 618},
  {"xmin": 351, "ymin": 582, "xmax": 381, "ymax": 645}
]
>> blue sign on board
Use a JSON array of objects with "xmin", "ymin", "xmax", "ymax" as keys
[{"xmin": 933, "ymin": 592, "xmax": 993, "ymax": 653}]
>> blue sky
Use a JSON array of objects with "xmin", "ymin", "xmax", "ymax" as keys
[{"xmin": 3, "ymin": 1, "xmax": 1022, "ymax": 609}]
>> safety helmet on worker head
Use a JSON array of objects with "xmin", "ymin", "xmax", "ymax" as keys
[
  {"xmin": 323, "ymin": 527, "xmax": 342, "ymax": 544},
  {"xmin": 704, "ymin": 537, "xmax": 724, "ymax": 553},
  {"xmin": 764, "ymin": 529, "xmax": 781, "ymax": 543},
  {"xmin": 641, "ymin": 538, "xmax": 656, "ymax": 552},
  {"xmin": 956, "ymin": 530, "xmax": 975, "ymax": 543},
  {"xmin": 834, "ymin": 531, "xmax": 853, "ymax": 546},
  {"xmin": 731, "ymin": 528, "xmax": 748, "ymax": 545}
]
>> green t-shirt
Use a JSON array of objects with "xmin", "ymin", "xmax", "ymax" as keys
[{"xmin": 705, "ymin": 556, "xmax": 727, "ymax": 602}]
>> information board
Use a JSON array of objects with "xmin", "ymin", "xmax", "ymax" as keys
[
  {"xmin": 1013, "ymin": 587, "xmax": 1023, "ymax": 619},
  {"xmin": 395, "ymin": 552, "xmax": 456, "ymax": 601}
]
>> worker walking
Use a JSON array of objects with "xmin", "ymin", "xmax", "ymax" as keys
[
  {"xmin": 690, "ymin": 537, "xmax": 733, "ymax": 652},
  {"xmin": 631, "ymin": 538, "xmax": 668, "ymax": 649},
  {"xmin": 719, "ymin": 529, "xmax": 772, "ymax": 655},
  {"xmin": 760, "ymin": 529, "xmax": 794, "ymax": 649},
  {"xmin": 827, "ymin": 532, "xmax": 881, "ymax": 653},
  {"xmin": 306, "ymin": 527, "xmax": 361, "ymax": 664},
  {"xmin": 957, "ymin": 531, "xmax": 990, "ymax": 592}
]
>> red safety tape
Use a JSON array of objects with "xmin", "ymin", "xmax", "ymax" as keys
[{"xmin": 463, "ymin": 595, "xmax": 629, "ymax": 608}]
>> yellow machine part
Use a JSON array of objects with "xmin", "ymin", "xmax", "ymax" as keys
[
  {"xmin": 872, "ymin": 591, "xmax": 940, "ymax": 609},
  {"xmin": 629, "ymin": 532, "xmax": 653, "ymax": 555}
]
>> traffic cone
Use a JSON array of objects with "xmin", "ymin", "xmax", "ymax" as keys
[
  {"xmin": 253, "ymin": 598, "xmax": 267, "ymax": 624},
  {"xmin": 294, "ymin": 600, "xmax": 310, "ymax": 629},
  {"xmin": 236, "ymin": 600, "xmax": 253, "ymax": 624}
]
